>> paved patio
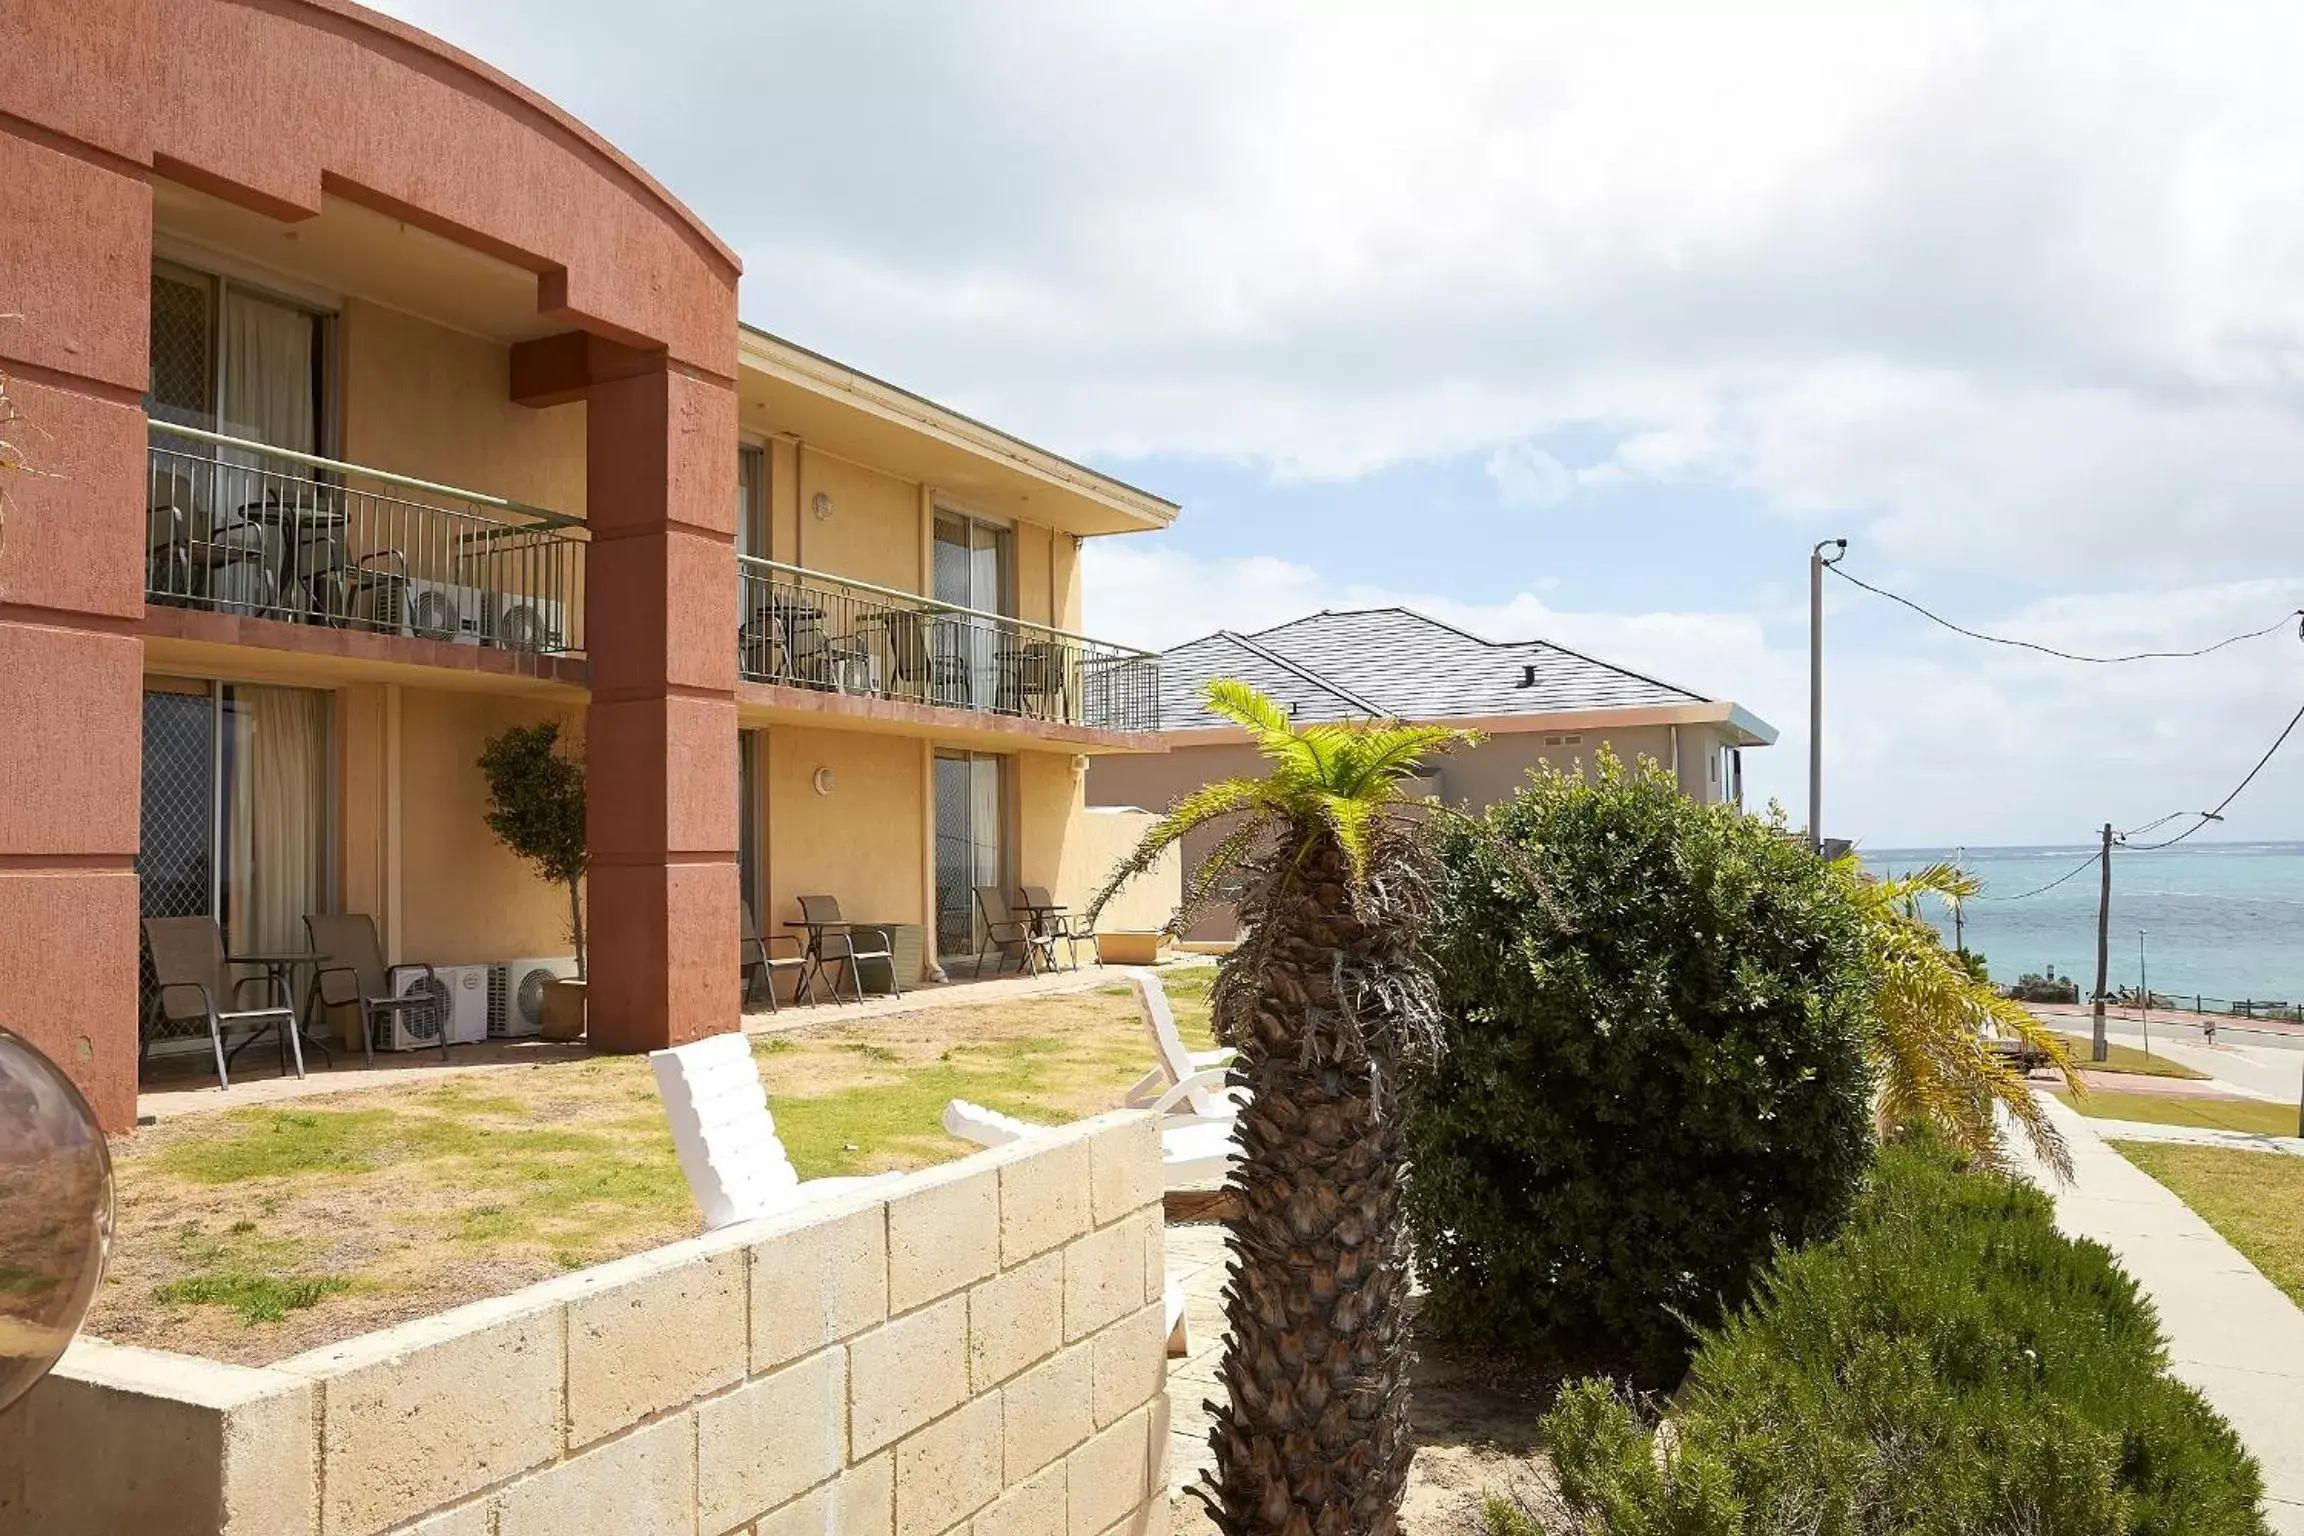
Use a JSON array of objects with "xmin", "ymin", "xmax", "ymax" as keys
[{"xmin": 2024, "ymin": 1095, "xmax": 2304, "ymax": 1534}]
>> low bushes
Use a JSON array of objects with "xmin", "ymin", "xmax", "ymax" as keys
[
  {"xmin": 1407, "ymin": 754, "xmax": 1875, "ymax": 1382},
  {"xmin": 1507, "ymin": 1141, "xmax": 2269, "ymax": 1536}
]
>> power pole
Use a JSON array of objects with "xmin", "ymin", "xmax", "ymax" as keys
[
  {"xmin": 1953, "ymin": 845, "xmax": 1966, "ymax": 959},
  {"xmin": 1808, "ymin": 538, "xmax": 1847, "ymax": 852},
  {"xmin": 2091, "ymin": 822, "xmax": 2113, "ymax": 1064}
]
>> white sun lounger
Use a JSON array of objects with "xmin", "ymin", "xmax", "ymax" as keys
[
  {"xmin": 652, "ymin": 1031, "xmax": 900, "ymax": 1229},
  {"xmin": 941, "ymin": 1098, "xmax": 1239, "ymax": 1189},
  {"xmin": 1119, "ymin": 971, "xmax": 1242, "ymax": 1125},
  {"xmin": 940, "ymin": 1098, "xmax": 1210, "ymax": 1355}
]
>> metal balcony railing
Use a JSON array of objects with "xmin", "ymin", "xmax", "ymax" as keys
[
  {"xmin": 144, "ymin": 423, "xmax": 585, "ymax": 654},
  {"xmin": 737, "ymin": 557, "xmax": 1161, "ymax": 733}
]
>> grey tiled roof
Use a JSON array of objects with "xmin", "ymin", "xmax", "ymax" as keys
[{"xmin": 1159, "ymin": 607, "xmax": 1712, "ymax": 729}]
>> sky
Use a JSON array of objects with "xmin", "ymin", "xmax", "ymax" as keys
[{"xmin": 375, "ymin": 0, "xmax": 2304, "ymax": 848}]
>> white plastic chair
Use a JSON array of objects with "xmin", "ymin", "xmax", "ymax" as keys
[
  {"xmin": 651, "ymin": 1031, "xmax": 899, "ymax": 1229},
  {"xmin": 1119, "ymin": 971, "xmax": 1242, "ymax": 1125}
]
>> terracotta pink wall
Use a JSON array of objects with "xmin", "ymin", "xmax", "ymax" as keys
[{"xmin": 1, "ymin": 0, "xmax": 741, "ymax": 1125}]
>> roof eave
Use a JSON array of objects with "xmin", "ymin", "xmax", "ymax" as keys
[{"xmin": 736, "ymin": 326, "xmax": 1177, "ymax": 533}]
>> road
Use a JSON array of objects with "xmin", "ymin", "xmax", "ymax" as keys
[{"xmin": 2037, "ymin": 1007, "xmax": 2304, "ymax": 1106}]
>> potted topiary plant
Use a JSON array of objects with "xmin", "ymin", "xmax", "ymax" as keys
[{"xmin": 477, "ymin": 721, "xmax": 588, "ymax": 1040}]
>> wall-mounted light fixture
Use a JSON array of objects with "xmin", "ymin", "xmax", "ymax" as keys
[
  {"xmin": 811, "ymin": 491, "xmax": 834, "ymax": 522},
  {"xmin": 813, "ymin": 767, "xmax": 836, "ymax": 796}
]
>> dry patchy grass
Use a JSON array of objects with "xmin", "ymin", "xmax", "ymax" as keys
[{"xmin": 90, "ymin": 971, "xmax": 1214, "ymax": 1364}]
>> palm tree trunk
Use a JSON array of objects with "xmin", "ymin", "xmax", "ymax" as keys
[{"xmin": 1204, "ymin": 830, "xmax": 1423, "ymax": 1536}]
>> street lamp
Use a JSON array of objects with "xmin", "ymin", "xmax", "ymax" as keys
[
  {"xmin": 1808, "ymin": 537, "xmax": 1848, "ymax": 853},
  {"xmin": 2138, "ymin": 927, "xmax": 2150, "ymax": 1056}
]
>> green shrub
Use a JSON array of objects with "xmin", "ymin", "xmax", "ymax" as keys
[
  {"xmin": 1508, "ymin": 1142, "xmax": 2269, "ymax": 1536},
  {"xmin": 1408, "ymin": 754, "xmax": 1875, "ymax": 1382}
]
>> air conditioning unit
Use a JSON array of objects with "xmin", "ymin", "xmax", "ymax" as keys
[
  {"xmin": 489, "ymin": 956, "xmax": 579, "ymax": 1038},
  {"xmin": 375, "ymin": 963, "xmax": 490, "ymax": 1051},
  {"xmin": 398, "ymin": 579, "xmax": 487, "ymax": 645},
  {"xmin": 434, "ymin": 963, "xmax": 493, "ymax": 1045},
  {"xmin": 485, "ymin": 593, "xmax": 564, "ymax": 653}
]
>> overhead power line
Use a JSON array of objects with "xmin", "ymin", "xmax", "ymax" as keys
[
  {"xmin": 1978, "ymin": 694, "xmax": 2304, "ymax": 893},
  {"xmin": 2123, "ymin": 697, "xmax": 2304, "ymax": 850},
  {"xmin": 1825, "ymin": 565, "xmax": 2304, "ymax": 664}
]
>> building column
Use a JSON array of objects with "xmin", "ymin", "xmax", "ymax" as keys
[
  {"xmin": 0, "ymin": 119, "xmax": 154, "ymax": 1131},
  {"xmin": 582, "ymin": 358, "xmax": 740, "ymax": 1051}
]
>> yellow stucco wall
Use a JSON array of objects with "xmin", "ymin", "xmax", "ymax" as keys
[
  {"xmin": 1013, "ymin": 750, "xmax": 1180, "ymax": 933},
  {"xmin": 792, "ymin": 449, "xmax": 926, "ymax": 595},
  {"xmin": 762, "ymin": 724, "xmax": 927, "ymax": 931},
  {"xmin": 393, "ymin": 687, "xmax": 584, "ymax": 966},
  {"xmin": 338, "ymin": 299, "xmax": 588, "ymax": 518}
]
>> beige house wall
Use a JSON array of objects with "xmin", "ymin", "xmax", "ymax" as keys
[
  {"xmin": 792, "ymin": 448, "xmax": 926, "ymax": 595},
  {"xmin": 338, "ymin": 299, "xmax": 589, "ymax": 519},
  {"xmin": 763, "ymin": 725, "xmax": 929, "ymax": 933},
  {"xmin": 0, "ymin": 1113, "xmax": 1174, "ymax": 1536},
  {"xmin": 1088, "ymin": 724, "xmax": 1746, "ymax": 941},
  {"xmin": 393, "ymin": 687, "xmax": 584, "ymax": 967}
]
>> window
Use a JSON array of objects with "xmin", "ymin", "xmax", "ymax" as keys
[
  {"xmin": 146, "ymin": 262, "xmax": 332, "ymax": 456},
  {"xmin": 934, "ymin": 751, "xmax": 1007, "ymax": 956},
  {"xmin": 736, "ymin": 444, "xmax": 767, "ymax": 561},
  {"xmin": 933, "ymin": 510, "xmax": 1015, "ymax": 711},
  {"xmin": 138, "ymin": 680, "xmax": 333, "ymax": 1053}
]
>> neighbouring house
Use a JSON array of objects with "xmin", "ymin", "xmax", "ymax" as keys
[
  {"xmin": 5, "ymin": 0, "xmax": 1178, "ymax": 1134},
  {"xmin": 1088, "ymin": 607, "xmax": 1777, "ymax": 941}
]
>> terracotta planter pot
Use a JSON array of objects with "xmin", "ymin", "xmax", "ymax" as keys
[{"xmin": 538, "ymin": 977, "xmax": 587, "ymax": 1042}]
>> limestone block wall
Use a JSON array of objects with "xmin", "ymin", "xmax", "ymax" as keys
[{"xmin": 0, "ymin": 1112, "xmax": 1171, "ymax": 1536}]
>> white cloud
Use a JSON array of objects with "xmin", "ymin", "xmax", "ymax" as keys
[
  {"xmin": 373, "ymin": 0, "xmax": 2304, "ymax": 585},
  {"xmin": 1085, "ymin": 544, "xmax": 2304, "ymax": 845},
  {"xmin": 366, "ymin": 0, "xmax": 2304, "ymax": 841},
  {"xmin": 1484, "ymin": 441, "xmax": 1576, "ymax": 508}
]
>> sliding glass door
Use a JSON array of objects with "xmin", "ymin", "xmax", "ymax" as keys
[
  {"xmin": 933, "ymin": 751, "xmax": 1006, "ymax": 956},
  {"xmin": 137, "ymin": 680, "xmax": 333, "ymax": 1050},
  {"xmin": 931, "ymin": 511, "xmax": 1013, "ymax": 710}
]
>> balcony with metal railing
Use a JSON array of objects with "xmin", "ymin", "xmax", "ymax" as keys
[
  {"xmin": 144, "ymin": 423, "xmax": 586, "ymax": 655},
  {"xmin": 737, "ymin": 556, "xmax": 1161, "ymax": 735}
]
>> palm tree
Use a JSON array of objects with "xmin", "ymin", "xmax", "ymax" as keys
[
  {"xmin": 1092, "ymin": 680, "xmax": 1478, "ymax": 1536},
  {"xmin": 1840, "ymin": 859, "xmax": 2082, "ymax": 1178}
]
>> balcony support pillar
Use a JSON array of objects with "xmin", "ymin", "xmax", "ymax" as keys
[
  {"xmin": 582, "ymin": 359, "xmax": 741, "ymax": 1052},
  {"xmin": 0, "ymin": 118, "xmax": 154, "ymax": 1132}
]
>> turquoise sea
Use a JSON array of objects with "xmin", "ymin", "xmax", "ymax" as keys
[{"xmin": 1869, "ymin": 841, "xmax": 2304, "ymax": 1006}]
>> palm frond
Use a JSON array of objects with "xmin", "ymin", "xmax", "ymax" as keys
[
  {"xmin": 1083, "ymin": 775, "xmax": 1268, "ymax": 925},
  {"xmin": 1840, "ymin": 857, "xmax": 2075, "ymax": 1179},
  {"xmin": 1204, "ymin": 677, "xmax": 1296, "ymax": 743}
]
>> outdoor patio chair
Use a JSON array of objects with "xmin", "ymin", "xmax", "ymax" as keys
[
  {"xmin": 652, "ymin": 1031, "xmax": 900, "ymax": 1228},
  {"xmin": 795, "ymin": 894, "xmax": 900, "ymax": 1003},
  {"xmin": 303, "ymin": 913, "xmax": 448, "ymax": 1066},
  {"xmin": 141, "ymin": 915, "xmax": 304, "ymax": 1091},
  {"xmin": 880, "ymin": 608, "xmax": 969, "ymax": 705},
  {"xmin": 1119, "ymin": 971, "xmax": 1242, "ymax": 1125},
  {"xmin": 972, "ymin": 885, "xmax": 1055, "ymax": 977},
  {"xmin": 1018, "ymin": 883, "xmax": 1097, "ymax": 970},
  {"xmin": 741, "ymin": 899, "xmax": 807, "ymax": 1011}
]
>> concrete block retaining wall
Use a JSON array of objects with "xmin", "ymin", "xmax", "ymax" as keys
[{"xmin": 0, "ymin": 1110, "xmax": 1171, "ymax": 1536}]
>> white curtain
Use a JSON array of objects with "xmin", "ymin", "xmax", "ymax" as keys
[
  {"xmin": 220, "ymin": 290, "xmax": 315, "ymax": 457},
  {"xmin": 225, "ymin": 686, "xmax": 329, "ymax": 956}
]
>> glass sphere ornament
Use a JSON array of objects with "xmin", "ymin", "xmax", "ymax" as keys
[{"xmin": 0, "ymin": 1025, "xmax": 113, "ymax": 1414}]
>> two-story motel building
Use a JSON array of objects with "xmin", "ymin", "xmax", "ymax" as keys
[{"xmin": 3, "ymin": 0, "xmax": 1175, "ymax": 1131}]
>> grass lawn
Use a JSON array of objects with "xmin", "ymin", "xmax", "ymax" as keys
[
  {"xmin": 2050, "ymin": 1035, "xmax": 2209, "ymax": 1080},
  {"xmin": 2115, "ymin": 1141, "xmax": 2304, "ymax": 1307},
  {"xmin": 2051, "ymin": 1087, "xmax": 2300, "ymax": 1137},
  {"xmin": 91, "ymin": 970, "xmax": 1214, "ymax": 1365}
]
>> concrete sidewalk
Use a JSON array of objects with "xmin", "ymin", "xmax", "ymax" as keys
[
  {"xmin": 2076, "ymin": 1116, "xmax": 2304, "ymax": 1157},
  {"xmin": 2024, "ymin": 1095, "xmax": 2304, "ymax": 1534}
]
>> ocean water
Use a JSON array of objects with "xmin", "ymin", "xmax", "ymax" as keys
[{"xmin": 1868, "ymin": 841, "xmax": 2304, "ymax": 1005}]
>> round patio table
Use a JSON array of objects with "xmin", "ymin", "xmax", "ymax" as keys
[{"xmin": 225, "ymin": 949, "xmax": 334, "ymax": 1067}]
